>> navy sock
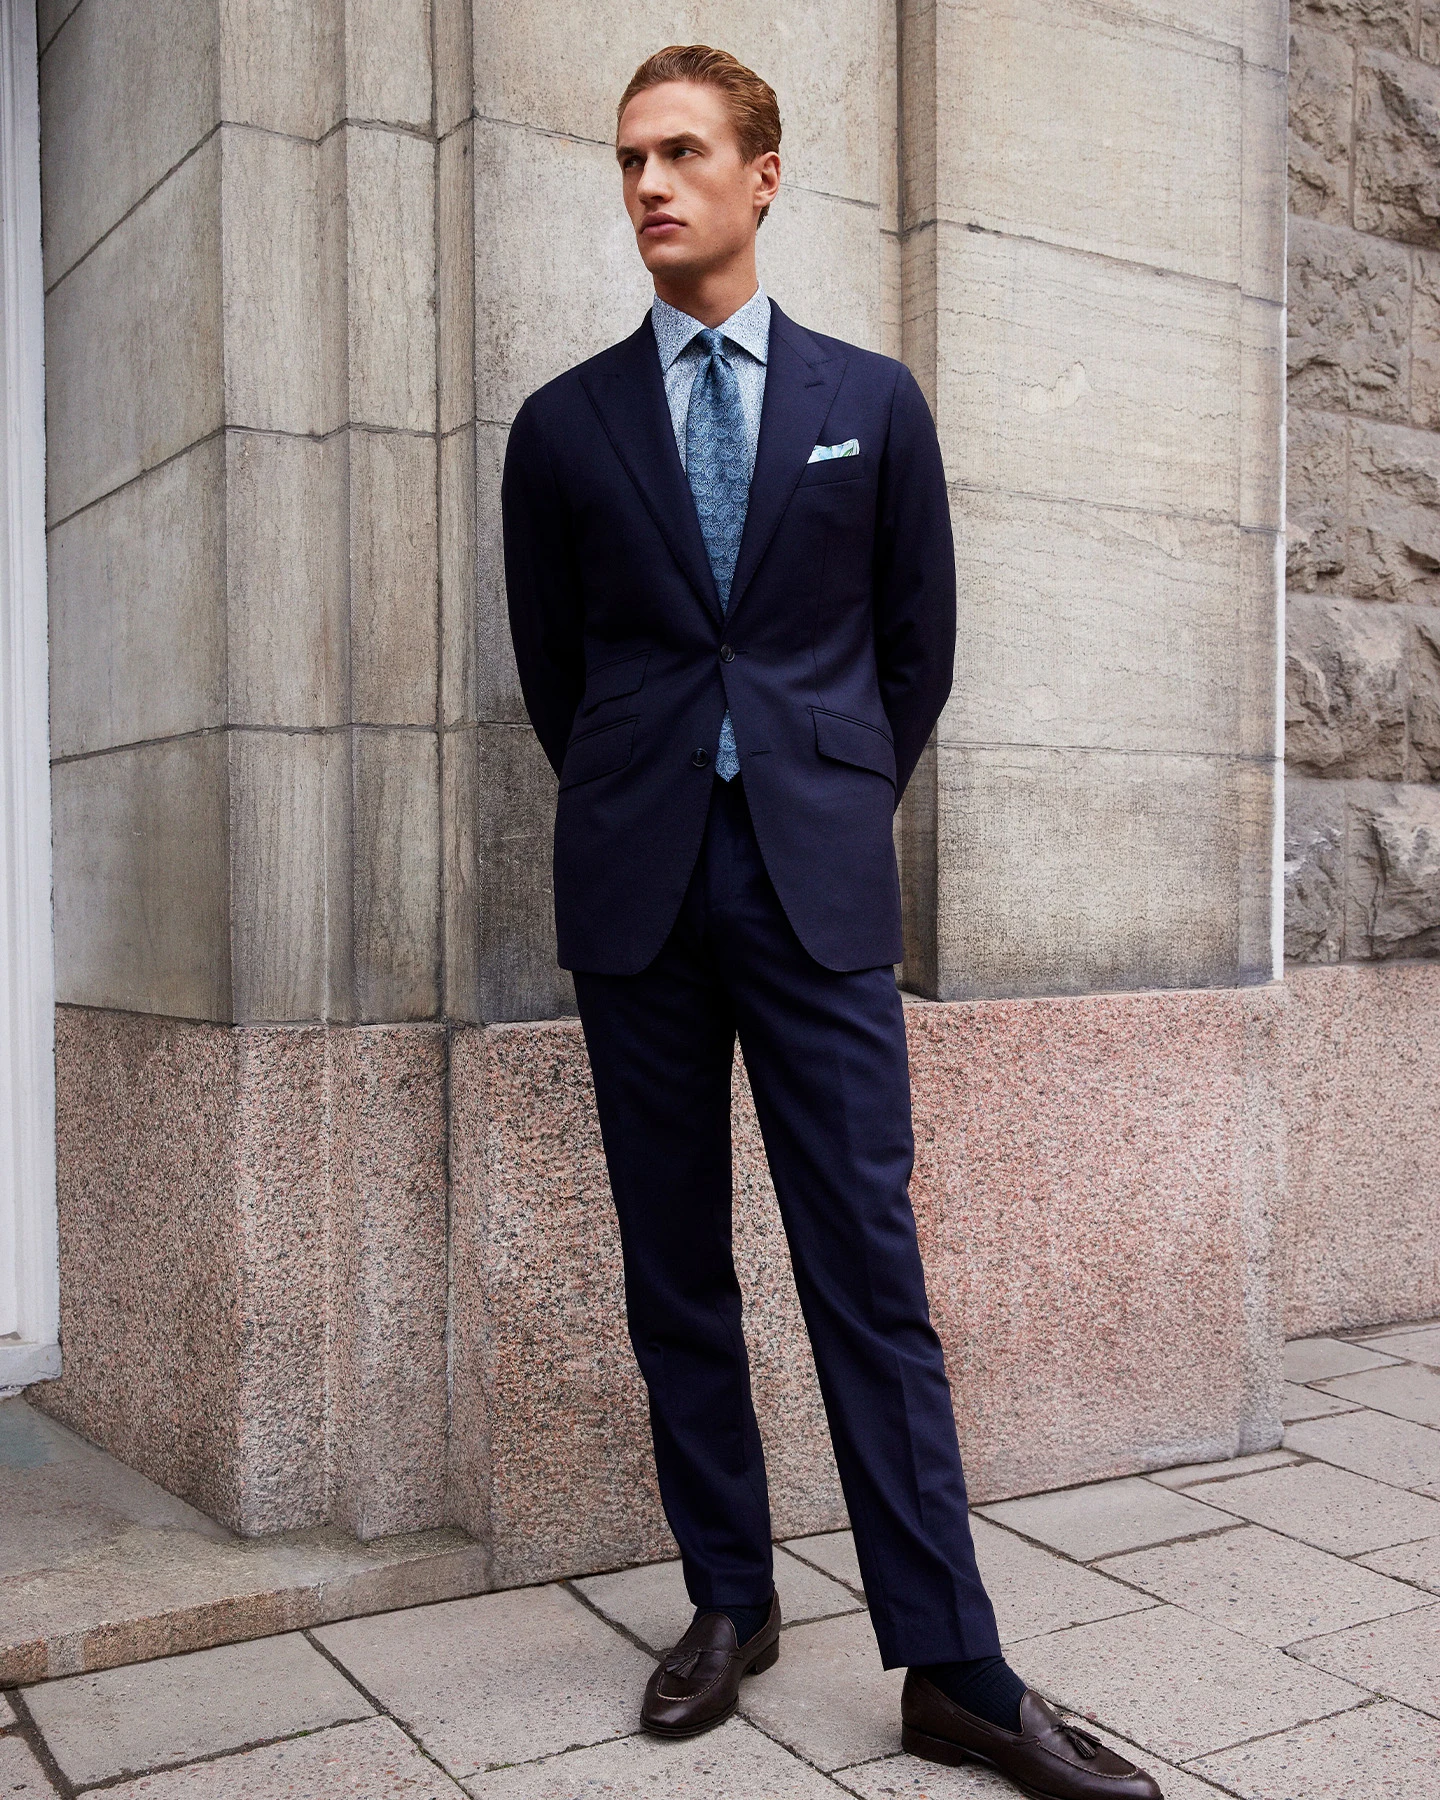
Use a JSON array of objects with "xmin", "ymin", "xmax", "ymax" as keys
[
  {"xmin": 915, "ymin": 1655, "xmax": 1026, "ymax": 1731},
  {"xmin": 697, "ymin": 1601, "xmax": 771, "ymax": 1644}
]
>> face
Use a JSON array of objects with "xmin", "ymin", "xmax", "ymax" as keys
[{"xmin": 617, "ymin": 81, "xmax": 780, "ymax": 283}]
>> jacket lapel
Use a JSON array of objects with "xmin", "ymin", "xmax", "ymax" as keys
[
  {"xmin": 578, "ymin": 318, "xmax": 722, "ymax": 623},
  {"xmin": 727, "ymin": 306, "xmax": 845, "ymax": 617}
]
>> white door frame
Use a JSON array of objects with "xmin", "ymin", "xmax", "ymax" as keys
[{"xmin": 0, "ymin": 0, "xmax": 58, "ymax": 1389}]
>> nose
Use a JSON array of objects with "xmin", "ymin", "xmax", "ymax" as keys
[{"xmin": 636, "ymin": 153, "xmax": 670, "ymax": 207}]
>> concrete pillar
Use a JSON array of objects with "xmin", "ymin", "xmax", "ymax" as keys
[
  {"xmin": 898, "ymin": 0, "xmax": 1288, "ymax": 999},
  {"xmin": 44, "ymin": 0, "xmax": 441, "ymax": 1029}
]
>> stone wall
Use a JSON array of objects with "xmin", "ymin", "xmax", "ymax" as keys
[{"xmin": 1285, "ymin": 0, "xmax": 1440, "ymax": 960}]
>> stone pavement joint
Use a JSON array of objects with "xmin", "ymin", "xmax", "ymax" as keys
[{"xmin": 3, "ymin": 1322, "xmax": 1440, "ymax": 1798}]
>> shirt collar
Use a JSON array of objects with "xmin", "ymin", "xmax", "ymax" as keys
[{"xmin": 651, "ymin": 286, "xmax": 771, "ymax": 372}]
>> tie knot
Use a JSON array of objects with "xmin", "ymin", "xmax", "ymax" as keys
[{"xmin": 697, "ymin": 327, "xmax": 729, "ymax": 361}]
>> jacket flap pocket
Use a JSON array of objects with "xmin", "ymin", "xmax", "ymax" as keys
[
  {"xmin": 812, "ymin": 707, "xmax": 895, "ymax": 783},
  {"xmin": 559, "ymin": 716, "xmax": 636, "ymax": 788},
  {"xmin": 580, "ymin": 650, "xmax": 650, "ymax": 713}
]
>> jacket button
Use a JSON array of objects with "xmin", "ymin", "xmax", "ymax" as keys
[
  {"xmin": 691, "ymin": 747, "xmax": 710, "ymax": 768},
  {"xmin": 719, "ymin": 644, "xmax": 735, "ymax": 663}
]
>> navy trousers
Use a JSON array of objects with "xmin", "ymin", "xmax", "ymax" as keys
[{"xmin": 572, "ymin": 773, "xmax": 1001, "ymax": 1668}]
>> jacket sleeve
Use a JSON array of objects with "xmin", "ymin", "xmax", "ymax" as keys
[
  {"xmin": 502, "ymin": 399, "xmax": 585, "ymax": 777},
  {"xmin": 871, "ymin": 364, "xmax": 957, "ymax": 801}
]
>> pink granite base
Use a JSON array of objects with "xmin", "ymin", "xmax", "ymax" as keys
[
  {"xmin": 447, "ymin": 1025, "xmax": 845, "ymax": 1590},
  {"xmin": 46, "ymin": 968, "xmax": 1432, "ymax": 1595},
  {"xmin": 43, "ymin": 1010, "xmax": 450, "ymax": 1542},
  {"xmin": 447, "ymin": 984, "xmax": 1286, "ymax": 1585},
  {"xmin": 1276, "ymin": 961, "xmax": 1440, "ymax": 1335}
]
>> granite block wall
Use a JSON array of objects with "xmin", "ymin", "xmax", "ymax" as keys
[{"xmin": 1285, "ymin": 0, "xmax": 1440, "ymax": 961}]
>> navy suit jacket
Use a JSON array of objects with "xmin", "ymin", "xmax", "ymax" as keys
[{"xmin": 501, "ymin": 303, "xmax": 956, "ymax": 976}]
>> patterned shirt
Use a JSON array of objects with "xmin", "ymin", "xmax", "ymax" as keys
[{"xmin": 650, "ymin": 287, "xmax": 771, "ymax": 481}]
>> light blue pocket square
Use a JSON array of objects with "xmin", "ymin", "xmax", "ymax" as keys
[{"xmin": 807, "ymin": 438, "xmax": 860, "ymax": 463}]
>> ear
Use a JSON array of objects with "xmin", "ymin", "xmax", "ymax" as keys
[{"xmin": 753, "ymin": 150, "xmax": 780, "ymax": 213}]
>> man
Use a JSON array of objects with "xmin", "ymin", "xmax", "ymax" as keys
[{"xmin": 502, "ymin": 44, "xmax": 1159, "ymax": 1800}]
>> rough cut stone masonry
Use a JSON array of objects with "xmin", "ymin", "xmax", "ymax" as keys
[{"xmin": 1286, "ymin": 0, "xmax": 1440, "ymax": 960}]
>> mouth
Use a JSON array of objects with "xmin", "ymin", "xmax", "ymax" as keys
[{"xmin": 640, "ymin": 213, "xmax": 684, "ymax": 237}]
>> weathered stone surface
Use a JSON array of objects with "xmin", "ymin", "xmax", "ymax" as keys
[
  {"xmin": 1284, "ymin": 776, "xmax": 1347, "ymax": 963},
  {"xmin": 44, "ymin": 138, "xmax": 223, "ymax": 525},
  {"xmin": 1409, "ymin": 610, "xmax": 1440, "ymax": 776},
  {"xmin": 1344, "ymin": 781, "xmax": 1440, "ymax": 955},
  {"xmin": 348, "ymin": 429, "xmax": 438, "ymax": 726},
  {"xmin": 1355, "ymin": 50, "xmax": 1440, "ymax": 245},
  {"xmin": 222, "ymin": 126, "xmax": 346, "ymax": 437},
  {"xmin": 38, "ymin": 0, "xmax": 219, "ymax": 285},
  {"xmin": 1348, "ymin": 418, "xmax": 1440, "ymax": 602},
  {"xmin": 1411, "ymin": 248, "xmax": 1440, "ymax": 429},
  {"xmin": 219, "ymin": 0, "xmax": 344, "ymax": 139},
  {"xmin": 51, "ymin": 736, "xmax": 231, "ymax": 1020},
  {"xmin": 229, "ymin": 730, "xmax": 351, "ymax": 1023},
  {"xmin": 1285, "ymin": 407, "xmax": 1349, "ymax": 589},
  {"xmin": 1292, "ymin": 0, "xmax": 1414, "ymax": 57},
  {"xmin": 47, "ymin": 439, "xmax": 225, "ymax": 758},
  {"xmin": 1285, "ymin": 595, "xmax": 1408, "ymax": 778},
  {"xmin": 352, "ymin": 730, "xmax": 441, "ymax": 1022},
  {"xmin": 1288, "ymin": 25, "xmax": 1354, "ymax": 224},
  {"xmin": 225, "ymin": 431, "xmax": 347, "ymax": 730},
  {"xmin": 932, "ymin": 744, "xmax": 1277, "ymax": 997},
  {"xmin": 929, "ymin": 0, "xmax": 1245, "ymax": 287},
  {"xmin": 1424, "ymin": 0, "xmax": 1440, "ymax": 62},
  {"xmin": 1287, "ymin": 218, "xmax": 1410, "ymax": 418}
]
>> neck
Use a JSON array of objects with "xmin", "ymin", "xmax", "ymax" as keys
[{"xmin": 652, "ymin": 251, "xmax": 759, "ymax": 328}]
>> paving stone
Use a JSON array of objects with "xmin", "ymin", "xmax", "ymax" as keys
[
  {"xmin": 99, "ymin": 1717, "xmax": 467, "ymax": 1797},
  {"xmin": 1355, "ymin": 1325, "xmax": 1440, "ymax": 1366},
  {"xmin": 836, "ymin": 1750, "xmax": 1016, "ymax": 1795},
  {"xmin": 20, "ymin": 1632, "xmax": 371, "ymax": 1786},
  {"xmin": 1068, "ymin": 1722, "xmax": 1235, "ymax": 1800},
  {"xmin": 314, "ymin": 1585, "xmax": 654, "ymax": 1782},
  {"xmin": 1282, "ymin": 1381, "xmax": 1364, "ymax": 1422},
  {"xmin": 1011, "ymin": 1604, "xmax": 1366, "ymax": 1762},
  {"xmin": 463, "ymin": 1717, "xmax": 840, "ymax": 1798},
  {"xmin": 1147, "ymin": 1450, "xmax": 1300, "ymax": 1489},
  {"xmin": 1285, "ymin": 1337, "xmax": 1404, "ymax": 1383},
  {"xmin": 1285, "ymin": 1411, "xmax": 1440, "ymax": 1495},
  {"xmin": 968, "ymin": 1518, "xmax": 1156, "ymax": 1647},
  {"xmin": 574, "ymin": 1550, "xmax": 860, "ymax": 1655},
  {"xmin": 1291, "ymin": 1605, "xmax": 1440, "ymax": 1715},
  {"xmin": 1191, "ymin": 1698, "xmax": 1440, "ymax": 1797},
  {"xmin": 1357, "ymin": 1536, "xmax": 1440, "ymax": 1593},
  {"xmin": 0, "ymin": 1692, "xmax": 14, "ymax": 1726},
  {"xmin": 977, "ymin": 1478, "xmax": 1239, "ymax": 1563},
  {"xmin": 1316, "ymin": 1364, "xmax": 1440, "ymax": 1428},
  {"xmin": 784, "ymin": 1530, "xmax": 863, "ymax": 1593},
  {"xmin": 1097, "ymin": 1525, "xmax": 1428, "ymax": 1648},
  {"xmin": 736, "ymin": 1609, "xmax": 903, "ymax": 1772},
  {"xmin": 0, "ymin": 1734, "xmax": 58, "ymax": 1794},
  {"xmin": 1181, "ymin": 1460, "xmax": 1440, "ymax": 1554}
]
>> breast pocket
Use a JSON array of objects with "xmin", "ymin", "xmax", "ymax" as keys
[
  {"xmin": 559, "ymin": 716, "xmax": 636, "ymax": 788},
  {"xmin": 798, "ymin": 454, "xmax": 867, "ymax": 488}
]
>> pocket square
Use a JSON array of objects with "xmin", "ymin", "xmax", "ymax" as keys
[{"xmin": 807, "ymin": 439, "xmax": 860, "ymax": 463}]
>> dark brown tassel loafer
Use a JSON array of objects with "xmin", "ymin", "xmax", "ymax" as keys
[
  {"xmin": 901, "ymin": 1674, "xmax": 1163, "ymax": 1799},
  {"xmin": 640, "ymin": 1594, "xmax": 782, "ymax": 1738}
]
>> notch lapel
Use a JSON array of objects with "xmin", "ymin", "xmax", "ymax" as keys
[
  {"xmin": 727, "ymin": 306, "xmax": 845, "ymax": 617},
  {"xmin": 578, "ymin": 319, "xmax": 722, "ymax": 624}
]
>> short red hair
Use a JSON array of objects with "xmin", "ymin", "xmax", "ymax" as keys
[{"xmin": 617, "ymin": 45, "xmax": 782, "ymax": 225}]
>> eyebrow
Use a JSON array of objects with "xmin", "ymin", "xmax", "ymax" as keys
[{"xmin": 615, "ymin": 132, "xmax": 707, "ymax": 162}]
